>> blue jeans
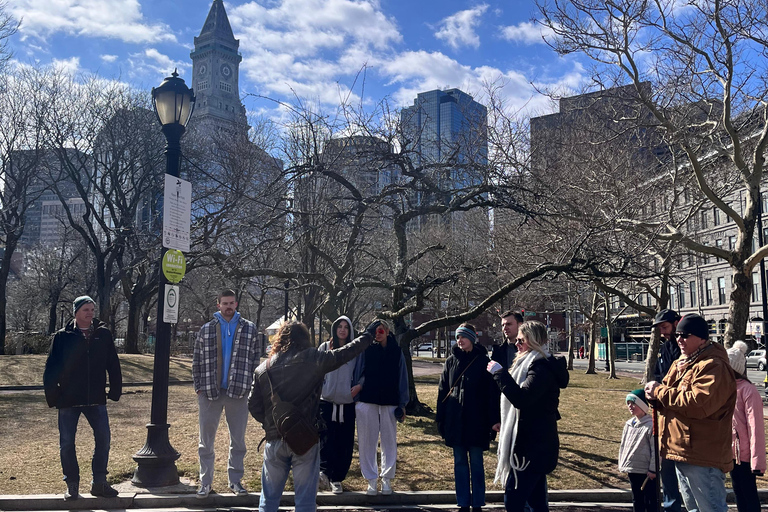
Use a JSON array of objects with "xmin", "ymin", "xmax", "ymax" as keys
[
  {"xmin": 453, "ymin": 446, "xmax": 485, "ymax": 507},
  {"xmin": 660, "ymin": 458, "xmax": 682, "ymax": 512},
  {"xmin": 58, "ymin": 405, "xmax": 111, "ymax": 484},
  {"xmin": 675, "ymin": 461, "xmax": 727, "ymax": 512},
  {"xmin": 259, "ymin": 440, "xmax": 320, "ymax": 512}
]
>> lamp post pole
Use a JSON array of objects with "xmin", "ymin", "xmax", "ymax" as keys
[{"xmin": 133, "ymin": 70, "xmax": 194, "ymax": 487}]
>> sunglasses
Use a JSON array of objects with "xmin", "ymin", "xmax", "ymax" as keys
[
  {"xmin": 515, "ymin": 338, "xmax": 525, "ymax": 343},
  {"xmin": 675, "ymin": 332, "xmax": 692, "ymax": 339}
]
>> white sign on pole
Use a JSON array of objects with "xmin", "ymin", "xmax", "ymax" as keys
[
  {"xmin": 163, "ymin": 285, "xmax": 179, "ymax": 324},
  {"xmin": 163, "ymin": 174, "xmax": 192, "ymax": 252}
]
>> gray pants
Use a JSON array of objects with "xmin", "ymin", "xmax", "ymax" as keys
[{"xmin": 197, "ymin": 391, "xmax": 249, "ymax": 486}]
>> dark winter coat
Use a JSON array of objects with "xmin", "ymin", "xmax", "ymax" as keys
[
  {"xmin": 494, "ymin": 354, "xmax": 569, "ymax": 474},
  {"xmin": 491, "ymin": 341, "xmax": 517, "ymax": 371},
  {"xmin": 437, "ymin": 343, "xmax": 500, "ymax": 450},
  {"xmin": 653, "ymin": 338, "xmax": 681, "ymax": 382},
  {"xmin": 43, "ymin": 319, "xmax": 122, "ymax": 409}
]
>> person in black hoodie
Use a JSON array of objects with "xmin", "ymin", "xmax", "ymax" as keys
[
  {"xmin": 437, "ymin": 323, "xmax": 500, "ymax": 512},
  {"xmin": 487, "ymin": 320, "xmax": 569, "ymax": 512},
  {"xmin": 43, "ymin": 296, "xmax": 122, "ymax": 501}
]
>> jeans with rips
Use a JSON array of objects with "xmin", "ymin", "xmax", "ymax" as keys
[
  {"xmin": 675, "ymin": 461, "xmax": 728, "ymax": 512},
  {"xmin": 259, "ymin": 439, "xmax": 320, "ymax": 512},
  {"xmin": 453, "ymin": 445, "xmax": 486, "ymax": 507},
  {"xmin": 58, "ymin": 405, "xmax": 111, "ymax": 484}
]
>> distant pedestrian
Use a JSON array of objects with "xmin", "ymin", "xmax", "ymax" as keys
[
  {"xmin": 43, "ymin": 296, "xmax": 122, "ymax": 500},
  {"xmin": 193, "ymin": 289, "xmax": 260, "ymax": 498},
  {"xmin": 618, "ymin": 389, "xmax": 657, "ymax": 512},
  {"xmin": 318, "ymin": 316, "xmax": 362, "ymax": 494},
  {"xmin": 726, "ymin": 341, "xmax": 765, "ymax": 512},
  {"xmin": 645, "ymin": 313, "xmax": 736, "ymax": 512},
  {"xmin": 487, "ymin": 320, "xmax": 569, "ymax": 512},
  {"xmin": 437, "ymin": 323, "xmax": 500, "ymax": 512},
  {"xmin": 578, "ymin": 346, "xmax": 584, "ymax": 359}
]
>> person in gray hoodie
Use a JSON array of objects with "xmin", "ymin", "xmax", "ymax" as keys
[
  {"xmin": 618, "ymin": 389, "xmax": 657, "ymax": 512},
  {"xmin": 317, "ymin": 316, "xmax": 360, "ymax": 494}
]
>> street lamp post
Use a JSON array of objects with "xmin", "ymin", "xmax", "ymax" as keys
[{"xmin": 132, "ymin": 70, "xmax": 195, "ymax": 487}]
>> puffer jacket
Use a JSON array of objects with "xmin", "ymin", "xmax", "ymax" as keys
[
  {"xmin": 732, "ymin": 377, "xmax": 766, "ymax": 473},
  {"xmin": 493, "ymin": 354, "xmax": 570, "ymax": 474},
  {"xmin": 436, "ymin": 343, "xmax": 500, "ymax": 450},
  {"xmin": 43, "ymin": 319, "xmax": 122, "ymax": 409},
  {"xmin": 655, "ymin": 342, "xmax": 737, "ymax": 473},
  {"xmin": 248, "ymin": 332, "xmax": 372, "ymax": 441},
  {"xmin": 618, "ymin": 413, "xmax": 656, "ymax": 474}
]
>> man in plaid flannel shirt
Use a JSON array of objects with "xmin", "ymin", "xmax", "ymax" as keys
[{"xmin": 193, "ymin": 289, "xmax": 260, "ymax": 498}]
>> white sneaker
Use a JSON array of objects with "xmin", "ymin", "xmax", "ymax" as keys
[
  {"xmin": 366, "ymin": 479, "xmax": 378, "ymax": 496},
  {"xmin": 381, "ymin": 478, "xmax": 392, "ymax": 495},
  {"xmin": 330, "ymin": 481, "xmax": 343, "ymax": 494}
]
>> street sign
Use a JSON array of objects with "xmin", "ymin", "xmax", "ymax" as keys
[
  {"xmin": 524, "ymin": 311, "xmax": 536, "ymax": 317},
  {"xmin": 163, "ymin": 285, "xmax": 179, "ymax": 324},
  {"xmin": 162, "ymin": 250, "xmax": 186, "ymax": 283},
  {"xmin": 163, "ymin": 174, "xmax": 192, "ymax": 252}
]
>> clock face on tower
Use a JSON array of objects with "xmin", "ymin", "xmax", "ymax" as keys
[
  {"xmin": 221, "ymin": 64, "xmax": 232, "ymax": 79},
  {"xmin": 198, "ymin": 64, "xmax": 207, "ymax": 76}
]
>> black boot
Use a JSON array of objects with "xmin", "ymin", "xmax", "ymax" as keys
[
  {"xmin": 472, "ymin": 507, "xmax": 482, "ymax": 512},
  {"xmin": 90, "ymin": 482, "xmax": 119, "ymax": 498},
  {"xmin": 459, "ymin": 507, "xmax": 470, "ymax": 512},
  {"xmin": 64, "ymin": 482, "xmax": 79, "ymax": 501}
]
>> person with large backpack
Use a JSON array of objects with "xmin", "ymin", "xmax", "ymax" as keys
[{"xmin": 248, "ymin": 320, "xmax": 377, "ymax": 512}]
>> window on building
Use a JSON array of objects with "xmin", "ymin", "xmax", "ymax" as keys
[
  {"xmin": 219, "ymin": 81, "xmax": 232, "ymax": 92},
  {"xmin": 701, "ymin": 210, "xmax": 708, "ymax": 229},
  {"xmin": 705, "ymin": 279, "xmax": 713, "ymax": 306},
  {"xmin": 729, "ymin": 236, "xmax": 736, "ymax": 251},
  {"xmin": 753, "ymin": 272, "xmax": 760, "ymax": 302},
  {"xmin": 713, "ymin": 207, "xmax": 720, "ymax": 226},
  {"xmin": 690, "ymin": 280, "xmax": 697, "ymax": 307},
  {"xmin": 688, "ymin": 253, "xmax": 695, "ymax": 267},
  {"xmin": 198, "ymin": 80, "xmax": 209, "ymax": 91},
  {"xmin": 669, "ymin": 286, "xmax": 676, "ymax": 310},
  {"xmin": 763, "ymin": 194, "xmax": 768, "ymax": 214},
  {"xmin": 718, "ymin": 277, "xmax": 726, "ymax": 304},
  {"xmin": 678, "ymin": 283, "xmax": 685, "ymax": 308},
  {"xmin": 715, "ymin": 239, "xmax": 723, "ymax": 250}
]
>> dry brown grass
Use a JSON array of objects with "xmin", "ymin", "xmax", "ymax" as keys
[
  {"xmin": 0, "ymin": 354, "xmax": 194, "ymax": 387},
  {"xmin": 1, "ymin": 359, "xmax": 766, "ymax": 495}
]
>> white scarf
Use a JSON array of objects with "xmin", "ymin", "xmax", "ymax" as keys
[{"xmin": 495, "ymin": 349, "xmax": 546, "ymax": 488}]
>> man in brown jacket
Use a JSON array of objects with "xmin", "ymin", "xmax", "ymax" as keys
[{"xmin": 644, "ymin": 313, "xmax": 736, "ymax": 512}]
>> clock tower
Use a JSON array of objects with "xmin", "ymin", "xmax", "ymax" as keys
[{"xmin": 190, "ymin": 0, "xmax": 249, "ymax": 135}]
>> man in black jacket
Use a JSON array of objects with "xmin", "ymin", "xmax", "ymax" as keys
[
  {"xmin": 651, "ymin": 308, "xmax": 682, "ymax": 512},
  {"xmin": 491, "ymin": 310, "xmax": 523, "ymax": 370},
  {"xmin": 43, "ymin": 296, "xmax": 122, "ymax": 501}
]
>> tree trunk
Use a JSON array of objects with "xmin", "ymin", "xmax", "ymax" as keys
[
  {"xmin": 726, "ymin": 268, "xmax": 752, "ymax": 347},
  {"xmin": 0, "ymin": 246, "xmax": 12, "ymax": 355},
  {"xmin": 125, "ymin": 292, "xmax": 144, "ymax": 354},
  {"xmin": 566, "ymin": 310, "xmax": 575, "ymax": 370}
]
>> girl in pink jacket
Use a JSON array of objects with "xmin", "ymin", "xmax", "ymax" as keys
[{"xmin": 727, "ymin": 343, "xmax": 766, "ymax": 512}]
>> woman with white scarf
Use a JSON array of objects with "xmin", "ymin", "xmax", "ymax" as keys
[{"xmin": 487, "ymin": 321, "xmax": 569, "ymax": 511}]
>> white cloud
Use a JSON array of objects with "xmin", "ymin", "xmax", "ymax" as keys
[
  {"xmin": 500, "ymin": 20, "xmax": 554, "ymax": 45},
  {"xmin": 229, "ymin": 0, "xmax": 402, "ymax": 106},
  {"xmin": 434, "ymin": 4, "xmax": 489, "ymax": 50},
  {"xmin": 100, "ymin": 54, "xmax": 118, "ymax": 63},
  {"xmin": 51, "ymin": 56, "xmax": 81, "ymax": 75},
  {"xmin": 124, "ymin": 48, "xmax": 190, "ymax": 85},
  {"xmin": 8, "ymin": 0, "xmax": 176, "ymax": 44}
]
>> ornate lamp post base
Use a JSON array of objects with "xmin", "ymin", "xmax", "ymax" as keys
[{"xmin": 132, "ymin": 423, "xmax": 181, "ymax": 487}]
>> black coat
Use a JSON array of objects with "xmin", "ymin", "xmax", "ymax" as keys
[
  {"xmin": 43, "ymin": 319, "xmax": 122, "ymax": 408},
  {"xmin": 653, "ymin": 338, "xmax": 681, "ymax": 382},
  {"xmin": 494, "ymin": 354, "xmax": 569, "ymax": 474},
  {"xmin": 436, "ymin": 344, "xmax": 500, "ymax": 450},
  {"xmin": 491, "ymin": 341, "xmax": 517, "ymax": 371}
]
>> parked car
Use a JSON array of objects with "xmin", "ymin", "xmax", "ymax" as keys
[
  {"xmin": 746, "ymin": 349, "xmax": 766, "ymax": 371},
  {"xmin": 415, "ymin": 342, "xmax": 433, "ymax": 353}
]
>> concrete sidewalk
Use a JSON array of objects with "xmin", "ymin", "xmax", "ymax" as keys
[{"xmin": 1, "ymin": 486, "xmax": 761, "ymax": 511}]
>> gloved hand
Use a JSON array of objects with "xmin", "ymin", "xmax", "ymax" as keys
[
  {"xmin": 487, "ymin": 361, "xmax": 502, "ymax": 374},
  {"xmin": 365, "ymin": 320, "xmax": 382, "ymax": 338}
]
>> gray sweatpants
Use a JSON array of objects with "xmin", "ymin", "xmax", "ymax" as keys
[{"xmin": 197, "ymin": 391, "xmax": 249, "ymax": 486}]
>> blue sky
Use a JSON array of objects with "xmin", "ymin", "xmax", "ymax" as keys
[{"xmin": 7, "ymin": 0, "xmax": 587, "ymax": 121}]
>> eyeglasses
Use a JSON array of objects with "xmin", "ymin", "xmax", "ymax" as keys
[
  {"xmin": 675, "ymin": 332, "xmax": 692, "ymax": 339},
  {"xmin": 515, "ymin": 338, "xmax": 525, "ymax": 343}
]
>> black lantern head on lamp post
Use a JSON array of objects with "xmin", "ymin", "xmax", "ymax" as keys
[{"xmin": 152, "ymin": 69, "xmax": 195, "ymax": 177}]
